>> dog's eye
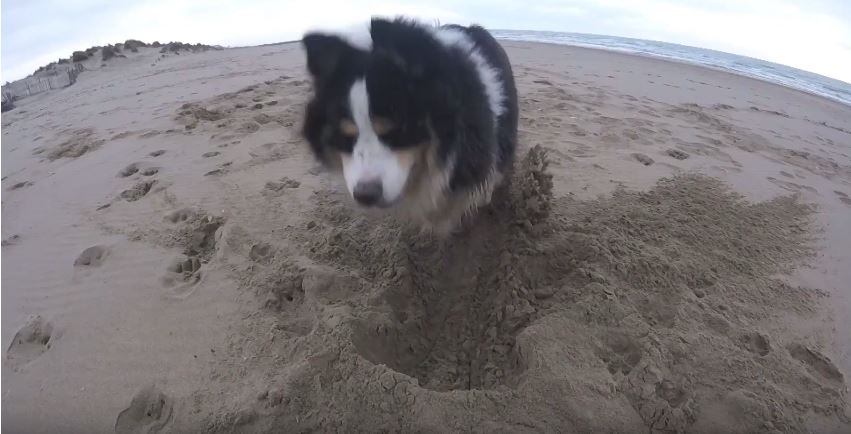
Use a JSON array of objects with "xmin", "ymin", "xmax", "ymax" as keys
[
  {"xmin": 371, "ymin": 117, "xmax": 394, "ymax": 136},
  {"xmin": 340, "ymin": 136, "xmax": 355, "ymax": 152},
  {"xmin": 339, "ymin": 119, "xmax": 358, "ymax": 137}
]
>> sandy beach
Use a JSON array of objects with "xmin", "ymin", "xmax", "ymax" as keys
[{"xmin": 2, "ymin": 40, "xmax": 850, "ymax": 433}]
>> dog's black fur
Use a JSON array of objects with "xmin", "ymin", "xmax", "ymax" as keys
[{"xmin": 302, "ymin": 17, "xmax": 518, "ymax": 229}]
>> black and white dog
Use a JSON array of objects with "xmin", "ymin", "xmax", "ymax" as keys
[{"xmin": 301, "ymin": 17, "xmax": 518, "ymax": 232}]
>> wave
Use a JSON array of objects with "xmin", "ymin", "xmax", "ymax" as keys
[{"xmin": 493, "ymin": 30, "xmax": 851, "ymax": 107}]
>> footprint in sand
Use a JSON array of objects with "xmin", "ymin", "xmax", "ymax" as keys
[
  {"xmin": 787, "ymin": 343, "xmax": 844, "ymax": 384},
  {"xmin": 8, "ymin": 180, "xmax": 34, "ymax": 191},
  {"xmin": 2, "ymin": 234, "xmax": 21, "ymax": 247},
  {"xmin": 249, "ymin": 242, "xmax": 273, "ymax": 264},
  {"xmin": 248, "ymin": 142, "xmax": 291, "ymax": 163},
  {"xmin": 118, "ymin": 163, "xmax": 141, "ymax": 177},
  {"xmin": 148, "ymin": 150, "xmax": 166, "ymax": 157},
  {"xmin": 202, "ymin": 151, "xmax": 220, "ymax": 158},
  {"xmin": 74, "ymin": 245, "xmax": 109, "ymax": 266},
  {"xmin": 110, "ymin": 131, "xmax": 135, "ymax": 141},
  {"xmin": 834, "ymin": 190, "xmax": 851, "ymax": 206},
  {"xmin": 253, "ymin": 113, "xmax": 274, "ymax": 125},
  {"xmin": 161, "ymin": 256, "xmax": 203, "ymax": 298},
  {"xmin": 204, "ymin": 161, "xmax": 232, "ymax": 177},
  {"xmin": 120, "ymin": 180, "xmax": 156, "ymax": 201},
  {"xmin": 622, "ymin": 129, "xmax": 640, "ymax": 140},
  {"xmin": 7, "ymin": 315, "xmax": 54, "ymax": 367},
  {"xmin": 114, "ymin": 384, "xmax": 174, "ymax": 434},
  {"xmin": 184, "ymin": 216, "xmax": 225, "ymax": 259},
  {"xmin": 160, "ymin": 213, "xmax": 225, "ymax": 298},
  {"xmin": 263, "ymin": 177, "xmax": 301, "ymax": 195},
  {"xmin": 666, "ymin": 149, "xmax": 690, "ymax": 160},
  {"xmin": 164, "ymin": 208, "xmax": 196, "ymax": 223},
  {"xmin": 632, "ymin": 153, "xmax": 655, "ymax": 166},
  {"xmin": 118, "ymin": 163, "xmax": 159, "ymax": 178},
  {"xmin": 739, "ymin": 331, "xmax": 770, "ymax": 356},
  {"xmin": 237, "ymin": 122, "xmax": 260, "ymax": 134}
]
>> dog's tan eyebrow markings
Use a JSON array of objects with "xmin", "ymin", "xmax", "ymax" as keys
[
  {"xmin": 371, "ymin": 116, "xmax": 394, "ymax": 135},
  {"xmin": 339, "ymin": 119, "xmax": 359, "ymax": 137}
]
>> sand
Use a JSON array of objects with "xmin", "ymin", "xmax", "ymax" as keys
[{"xmin": 2, "ymin": 41, "xmax": 850, "ymax": 433}]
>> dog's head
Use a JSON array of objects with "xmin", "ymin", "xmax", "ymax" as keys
[{"xmin": 301, "ymin": 18, "xmax": 453, "ymax": 208}]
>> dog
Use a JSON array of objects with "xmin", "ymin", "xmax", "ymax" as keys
[{"xmin": 301, "ymin": 17, "xmax": 518, "ymax": 233}]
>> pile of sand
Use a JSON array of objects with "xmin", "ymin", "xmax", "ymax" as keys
[{"xmin": 165, "ymin": 148, "xmax": 843, "ymax": 433}]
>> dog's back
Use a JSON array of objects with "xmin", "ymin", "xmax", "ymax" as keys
[{"xmin": 442, "ymin": 24, "xmax": 519, "ymax": 175}]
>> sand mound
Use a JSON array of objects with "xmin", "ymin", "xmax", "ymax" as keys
[{"xmin": 180, "ymin": 148, "xmax": 843, "ymax": 433}]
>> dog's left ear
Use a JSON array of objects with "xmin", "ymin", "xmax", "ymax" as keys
[{"xmin": 302, "ymin": 33, "xmax": 358, "ymax": 82}]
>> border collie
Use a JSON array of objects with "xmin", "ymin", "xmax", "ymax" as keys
[{"xmin": 301, "ymin": 17, "xmax": 518, "ymax": 233}]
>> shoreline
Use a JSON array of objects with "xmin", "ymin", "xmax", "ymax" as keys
[
  {"xmin": 498, "ymin": 37, "xmax": 851, "ymax": 109},
  {"xmin": 493, "ymin": 33, "xmax": 851, "ymax": 108}
]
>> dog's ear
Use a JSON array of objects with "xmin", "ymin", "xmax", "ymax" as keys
[
  {"xmin": 302, "ymin": 33, "xmax": 358, "ymax": 81},
  {"xmin": 370, "ymin": 17, "xmax": 435, "ymax": 79},
  {"xmin": 369, "ymin": 18, "xmax": 397, "ymax": 47}
]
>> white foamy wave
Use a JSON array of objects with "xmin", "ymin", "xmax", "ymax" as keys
[{"xmin": 493, "ymin": 30, "xmax": 851, "ymax": 107}]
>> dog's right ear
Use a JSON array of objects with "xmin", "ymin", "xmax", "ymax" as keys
[{"xmin": 302, "ymin": 33, "xmax": 357, "ymax": 81}]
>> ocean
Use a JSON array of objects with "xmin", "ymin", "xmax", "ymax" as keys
[{"xmin": 492, "ymin": 30, "xmax": 851, "ymax": 107}]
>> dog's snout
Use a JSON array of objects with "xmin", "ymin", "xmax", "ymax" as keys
[{"xmin": 353, "ymin": 180, "xmax": 383, "ymax": 206}]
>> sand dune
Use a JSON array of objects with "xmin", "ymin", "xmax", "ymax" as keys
[{"xmin": 2, "ymin": 41, "xmax": 850, "ymax": 433}]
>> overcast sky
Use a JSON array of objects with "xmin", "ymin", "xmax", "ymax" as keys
[{"xmin": 3, "ymin": 0, "xmax": 850, "ymax": 83}]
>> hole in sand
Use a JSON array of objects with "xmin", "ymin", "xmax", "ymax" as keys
[
  {"xmin": 342, "ymin": 147, "xmax": 560, "ymax": 391},
  {"xmin": 299, "ymin": 146, "xmax": 819, "ymax": 434},
  {"xmin": 350, "ymin": 225, "xmax": 545, "ymax": 391}
]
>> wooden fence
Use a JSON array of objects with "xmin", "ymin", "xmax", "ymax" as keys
[{"xmin": 2, "ymin": 63, "xmax": 84, "ymax": 100}]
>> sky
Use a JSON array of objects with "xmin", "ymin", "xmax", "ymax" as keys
[{"xmin": 2, "ymin": 0, "xmax": 851, "ymax": 84}]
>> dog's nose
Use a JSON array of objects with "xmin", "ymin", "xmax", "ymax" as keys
[{"xmin": 353, "ymin": 180, "xmax": 383, "ymax": 206}]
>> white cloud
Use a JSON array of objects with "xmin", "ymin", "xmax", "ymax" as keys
[
  {"xmin": 1, "ymin": 0, "xmax": 466, "ymax": 81},
  {"xmin": 2, "ymin": 0, "xmax": 850, "ymax": 83},
  {"xmin": 588, "ymin": 0, "xmax": 851, "ymax": 82}
]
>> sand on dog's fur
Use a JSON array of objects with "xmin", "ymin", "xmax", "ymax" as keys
[{"xmin": 2, "ymin": 41, "xmax": 849, "ymax": 433}]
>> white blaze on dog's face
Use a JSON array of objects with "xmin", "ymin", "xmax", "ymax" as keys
[{"xmin": 341, "ymin": 79, "xmax": 415, "ymax": 207}]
